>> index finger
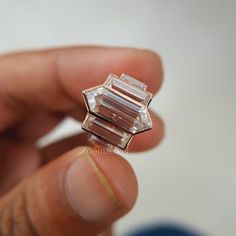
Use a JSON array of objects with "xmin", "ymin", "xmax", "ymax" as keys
[{"xmin": 0, "ymin": 46, "xmax": 163, "ymax": 131}]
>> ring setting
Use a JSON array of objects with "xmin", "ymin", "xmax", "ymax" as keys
[{"xmin": 82, "ymin": 73, "xmax": 153, "ymax": 151}]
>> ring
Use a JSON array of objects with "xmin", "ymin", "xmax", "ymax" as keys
[{"xmin": 82, "ymin": 73, "xmax": 153, "ymax": 151}]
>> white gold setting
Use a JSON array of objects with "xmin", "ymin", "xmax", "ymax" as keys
[{"xmin": 82, "ymin": 73, "xmax": 153, "ymax": 151}]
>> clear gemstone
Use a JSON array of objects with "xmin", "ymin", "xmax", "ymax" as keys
[
  {"xmin": 88, "ymin": 134, "xmax": 115, "ymax": 151},
  {"xmin": 83, "ymin": 86, "xmax": 152, "ymax": 134},
  {"xmin": 83, "ymin": 86, "xmax": 104, "ymax": 111},
  {"xmin": 82, "ymin": 113, "xmax": 132, "ymax": 149},
  {"xmin": 104, "ymin": 74, "xmax": 152, "ymax": 105},
  {"xmin": 120, "ymin": 74, "xmax": 147, "ymax": 91}
]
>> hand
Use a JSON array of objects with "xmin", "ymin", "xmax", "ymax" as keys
[{"xmin": 0, "ymin": 46, "xmax": 164, "ymax": 236}]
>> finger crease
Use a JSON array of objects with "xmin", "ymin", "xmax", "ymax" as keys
[{"xmin": 21, "ymin": 190, "xmax": 40, "ymax": 236}]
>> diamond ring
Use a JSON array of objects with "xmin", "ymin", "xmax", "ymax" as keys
[{"xmin": 81, "ymin": 74, "xmax": 153, "ymax": 151}]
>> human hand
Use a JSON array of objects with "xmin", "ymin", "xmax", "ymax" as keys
[{"xmin": 0, "ymin": 46, "xmax": 164, "ymax": 236}]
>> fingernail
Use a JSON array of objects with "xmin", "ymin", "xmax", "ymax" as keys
[{"xmin": 65, "ymin": 148, "xmax": 121, "ymax": 221}]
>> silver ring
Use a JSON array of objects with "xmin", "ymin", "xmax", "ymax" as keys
[{"xmin": 82, "ymin": 73, "xmax": 153, "ymax": 151}]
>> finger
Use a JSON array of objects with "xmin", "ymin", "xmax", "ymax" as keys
[
  {"xmin": 3, "ymin": 108, "xmax": 86, "ymax": 143},
  {"xmin": 0, "ymin": 146, "xmax": 138, "ymax": 236},
  {"xmin": 98, "ymin": 227, "xmax": 113, "ymax": 236},
  {"xmin": 16, "ymin": 107, "xmax": 87, "ymax": 142},
  {"xmin": 0, "ymin": 46, "xmax": 163, "ymax": 131},
  {"xmin": 3, "ymin": 112, "xmax": 64, "ymax": 142},
  {"xmin": 0, "ymin": 141, "xmax": 40, "ymax": 196},
  {"xmin": 0, "ymin": 110, "xmax": 162, "ymax": 195},
  {"xmin": 128, "ymin": 110, "xmax": 165, "ymax": 152},
  {"xmin": 40, "ymin": 133, "xmax": 91, "ymax": 164},
  {"xmin": 40, "ymin": 111, "xmax": 164, "ymax": 164}
]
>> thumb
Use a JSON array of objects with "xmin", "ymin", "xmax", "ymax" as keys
[{"xmin": 0, "ymin": 147, "xmax": 138, "ymax": 236}]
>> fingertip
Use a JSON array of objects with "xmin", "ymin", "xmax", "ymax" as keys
[
  {"xmin": 100, "ymin": 48, "xmax": 164, "ymax": 94},
  {"xmin": 57, "ymin": 46, "xmax": 163, "ymax": 105},
  {"xmin": 92, "ymin": 151, "xmax": 138, "ymax": 210},
  {"xmin": 24, "ymin": 146, "xmax": 138, "ymax": 235},
  {"xmin": 64, "ymin": 147, "xmax": 138, "ymax": 222},
  {"xmin": 128, "ymin": 111, "xmax": 165, "ymax": 152},
  {"xmin": 124, "ymin": 49, "xmax": 164, "ymax": 94}
]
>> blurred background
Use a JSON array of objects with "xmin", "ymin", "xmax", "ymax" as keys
[{"xmin": 0, "ymin": 1, "xmax": 236, "ymax": 235}]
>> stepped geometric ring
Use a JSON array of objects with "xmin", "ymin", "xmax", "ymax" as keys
[{"xmin": 81, "ymin": 73, "xmax": 153, "ymax": 151}]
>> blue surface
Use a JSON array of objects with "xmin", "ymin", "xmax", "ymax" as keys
[{"xmin": 127, "ymin": 224, "xmax": 204, "ymax": 236}]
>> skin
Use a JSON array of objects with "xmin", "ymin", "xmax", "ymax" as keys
[{"xmin": 0, "ymin": 46, "xmax": 164, "ymax": 236}]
